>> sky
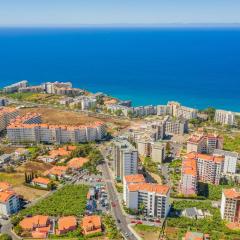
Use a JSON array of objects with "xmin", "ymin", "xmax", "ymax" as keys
[{"xmin": 0, "ymin": 0, "xmax": 240, "ymax": 26}]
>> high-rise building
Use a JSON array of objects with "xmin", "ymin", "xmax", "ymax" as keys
[
  {"xmin": 215, "ymin": 110, "xmax": 235, "ymax": 125},
  {"xmin": 187, "ymin": 133, "xmax": 223, "ymax": 154},
  {"xmin": 213, "ymin": 149, "xmax": 238, "ymax": 174},
  {"xmin": 113, "ymin": 138, "xmax": 138, "ymax": 182},
  {"xmin": 123, "ymin": 174, "xmax": 170, "ymax": 218},
  {"xmin": 221, "ymin": 188, "xmax": 240, "ymax": 223},
  {"xmin": 0, "ymin": 107, "xmax": 19, "ymax": 132}
]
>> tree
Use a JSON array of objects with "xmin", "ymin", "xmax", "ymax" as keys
[
  {"xmin": 202, "ymin": 107, "xmax": 216, "ymax": 121},
  {"xmin": 114, "ymin": 109, "xmax": 123, "ymax": 116},
  {"xmin": 139, "ymin": 202, "xmax": 145, "ymax": 215}
]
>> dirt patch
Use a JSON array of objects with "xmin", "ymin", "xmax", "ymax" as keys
[
  {"xmin": 17, "ymin": 161, "xmax": 52, "ymax": 174},
  {"xmin": 13, "ymin": 185, "xmax": 48, "ymax": 201}
]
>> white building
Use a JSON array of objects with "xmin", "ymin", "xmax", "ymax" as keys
[
  {"xmin": 113, "ymin": 138, "xmax": 138, "ymax": 182},
  {"xmin": 3, "ymin": 80, "xmax": 28, "ymax": 93},
  {"xmin": 213, "ymin": 149, "xmax": 238, "ymax": 174},
  {"xmin": 0, "ymin": 191, "xmax": 20, "ymax": 216},
  {"xmin": 163, "ymin": 117, "xmax": 187, "ymax": 135},
  {"xmin": 124, "ymin": 174, "xmax": 170, "ymax": 218},
  {"xmin": 215, "ymin": 110, "xmax": 235, "ymax": 125},
  {"xmin": 221, "ymin": 188, "xmax": 240, "ymax": 223},
  {"xmin": 151, "ymin": 142, "xmax": 166, "ymax": 163},
  {"xmin": 176, "ymin": 106, "xmax": 198, "ymax": 120}
]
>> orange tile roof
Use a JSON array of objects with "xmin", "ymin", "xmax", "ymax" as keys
[
  {"xmin": 32, "ymin": 177, "xmax": 50, "ymax": 185},
  {"xmin": 31, "ymin": 231, "xmax": 47, "ymax": 239},
  {"xmin": 44, "ymin": 166, "xmax": 68, "ymax": 177},
  {"xmin": 19, "ymin": 215, "xmax": 49, "ymax": 230},
  {"xmin": 186, "ymin": 152, "xmax": 224, "ymax": 163},
  {"xmin": 0, "ymin": 191, "xmax": 14, "ymax": 203},
  {"xmin": 124, "ymin": 174, "xmax": 145, "ymax": 184},
  {"xmin": 82, "ymin": 215, "xmax": 102, "ymax": 235},
  {"xmin": 182, "ymin": 158, "xmax": 197, "ymax": 176},
  {"xmin": 128, "ymin": 183, "xmax": 170, "ymax": 195},
  {"xmin": 223, "ymin": 188, "xmax": 240, "ymax": 199},
  {"xmin": 184, "ymin": 231, "xmax": 205, "ymax": 240},
  {"xmin": 67, "ymin": 157, "xmax": 89, "ymax": 169},
  {"xmin": 57, "ymin": 216, "xmax": 77, "ymax": 231},
  {"xmin": 0, "ymin": 181, "xmax": 12, "ymax": 191}
]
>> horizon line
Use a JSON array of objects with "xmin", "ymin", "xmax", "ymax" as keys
[{"xmin": 1, "ymin": 23, "xmax": 240, "ymax": 28}]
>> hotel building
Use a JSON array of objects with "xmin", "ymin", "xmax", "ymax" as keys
[
  {"xmin": 215, "ymin": 109, "xmax": 235, "ymax": 126},
  {"xmin": 3, "ymin": 80, "xmax": 28, "ymax": 93},
  {"xmin": 221, "ymin": 188, "xmax": 240, "ymax": 223},
  {"xmin": 7, "ymin": 113, "xmax": 106, "ymax": 144},
  {"xmin": 123, "ymin": 174, "xmax": 170, "ymax": 218}
]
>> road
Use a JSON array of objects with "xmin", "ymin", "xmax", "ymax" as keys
[
  {"xmin": 100, "ymin": 161, "xmax": 137, "ymax": 240},
  {"xmin": 0, "ymin": 219, "xmax": 22, "ymax": 240}
]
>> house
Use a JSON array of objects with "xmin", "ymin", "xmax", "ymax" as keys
[
  {"xmin": 31, "ymin": 177, "xmax": 51, "ymax": 189},
  {"xmin": 0, "ymin": 190, "xmax": 20, "ymax": 216},
  {"xmin": 81, "ymin": 215, "xmax": 102, "ymax": 235},
  {"xmin": 19, "ymin": 215, "xmax": 51, "ymax": 238},
  {"xmin": 44, "ymin": 166, "xmax": 68, "ymax": 179},
  {"xmin": 56, "ymin": 216, "xmax": 77, "ymax": 235},
  {"xmin": 67, "ymin": 157, "xmax": 89, "ymax": 170},
  {"xmin": 183, "ymin": 231, "xmax": 210, "ymax": 240}
]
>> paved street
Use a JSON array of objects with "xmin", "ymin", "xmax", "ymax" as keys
[{"xmin": 100, "ymin": 161, "xmax": 137, "ymax": 240}]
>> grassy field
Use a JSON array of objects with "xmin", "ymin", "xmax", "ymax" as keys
[
  {"xmin": 0, "ymin": 172, "xmax": 24, "ymax": 186},
  {"xmin": 20, "ymin": 185, "xmax": 89, "ymax": 217},
  {"xmin": 134, "ymin": 225, "xmax": 160, "ymax": 240}
]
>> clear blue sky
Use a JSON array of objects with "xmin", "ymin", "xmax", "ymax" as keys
[{"xmin": 0, "ymin": 0, "xmax": 240, "ymax": 26}]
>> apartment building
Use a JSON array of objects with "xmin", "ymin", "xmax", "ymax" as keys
[
  {"xmin": 133, "ymin": 105, "xmax": 157, "ymax": 117},
  {"xmin": 69, "ymin": 96, "xmax": 97, "ymax": 110},
  {"xmin": 0, "ymin": 107, "xmax": 19, "ymax": 132},
  {"xmin": 123, "ymin": 174, "xmax": 170, "ymax": 218},
  {"xmin": 137, "ymin": 140, "xmax": 166, "ymax": 163},
  {"xmin": 163, "ymin": 117, "xmax": 187, "ymax": 135},
  {"xmin": 42, "ymin": 81, "xmax": 72, "ymax": 94},
  {"xmin": 112, "ymin": 138, "xmax": 138, "ymax": 182},
  {"xmin": 151, "ymin": 142, "xmax": 166, "ymax": 163},
  {"xmin": 3, "ymin": 80, "xmax": 28, "ymax": 93},
  {"xmin": 187, "ymin": 133, "xmax": 223, "ymax": 154},
  {"xmin": 180, "ymin": 157, "xmax": 198, "ymax": 195},
  {"xmin": 18, "ymin": 85, "xmax": 43, "ymax": 93},
  {"xmin": 156, "ymin": 105, "xmax": 170, "ymax": 116},
  {"xmin": 7, "ymin": 114, "xmax": 106, "ymax": 144},
  {"xmin": 221, "ymin": 188, "xmax": 240, "ymax": 223},
  {"xmin": 0, "ymin": 182, "xmax": 20, "ymax": 216},
  {"xmin": 167, "ymin": 101, "xmax": 198, "ymax": 120},
  {"xmin": 213, "ymin": 149, "xmax": 238, "ymax": 174},
  {"xmin": 215, "ymin": 109, "xmax": 235, "ymax": 125},
  {"xmin": 175, "ymin": 105, "xmax": 198, "ymax": 120},
  {"xmin": 180, "ymin": 152, "xmax": 224, "ymax": 195}
]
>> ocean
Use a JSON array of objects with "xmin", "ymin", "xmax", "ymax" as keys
[{"xmin": 0, "ymin": 27, "xmax": 240, "ymax": 111}]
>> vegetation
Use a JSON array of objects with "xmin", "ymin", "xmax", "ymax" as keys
[
  {"xmin": 198, "ymin": 182, "xmax": 236, "ymax": 200},
  {"xmin": 115, "ymin": 183, "xmax": 123, "ymax": 193},
  {"xmin": 223, "ymin": 134, "xmax": 240, "ymax": 153},
  {"xmin": 0, "ymin": 234, "xmax": 12, "ymax": 240},
  {"xmin": 19, "ymin": 185, "xmax": 89, "ymax": 217},
  {"xmin": 70, "ymin": 144, "xmax": 103, "ymax": 174},
  {"xmin": 201, "ymin": 107, "xmax": 216, "ymax": 121},
  {"xmin": 143, "ymin": 156, "xmax": 158, "ymax": 174},
  {"xmin": 168, "ymin": 200, "xmax": 240, "ymax": 240},
  {"xmin": 134, "ymin": 224, "xmax": 159, "ymax": 232},
  {"xmin": 103, "ymin": 215, "xmax": 122, "ymax": 240}
]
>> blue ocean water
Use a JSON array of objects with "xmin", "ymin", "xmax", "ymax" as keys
[{"xmin": 0, "ymin": 27, "xmax": 240, "ymax": 111}]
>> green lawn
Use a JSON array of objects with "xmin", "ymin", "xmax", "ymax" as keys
[
  {"xmin": 223, "ymin": 134, "xmax": 240, "ymax": 153},
  {"xmin": 20, "ymin": 184, "xmax": 89, "ymax": 217}
]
